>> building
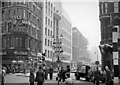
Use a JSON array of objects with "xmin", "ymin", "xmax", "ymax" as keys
[
  {"xmin": 72, "ymin": 27, "xmax": 89, "ymax": 69},
  {"xmin": 59, "ymin": 9, "xmax": 72, "ymax": 67},
  {"xmin": 99, "ymin": 0, "xmax": 120, "ymax": 71},
  {"xmin": 42, "ymin": 0, "xmax": 72, "ymax": 68},
  {"xmin": 1, "ymin": 1, "xmax": 43, "ymax": 70},
  {"xmin": 41, "ymin": 0, "xmax": 62, "ymax": 67}
]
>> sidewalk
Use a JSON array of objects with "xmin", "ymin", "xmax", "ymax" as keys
[{"xmin": 15, "ymin": 72, "xmax": 58, "ymax": 77}]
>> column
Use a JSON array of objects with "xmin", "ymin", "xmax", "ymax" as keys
[{"xmin": 112, "ymin": 25, "xmax": 119, "ymax": 85}]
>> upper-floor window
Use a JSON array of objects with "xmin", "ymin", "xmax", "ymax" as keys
[
  {"xmin": 8, "ymin": 9, "xmax": 12, "ymax": 18},
  {"xmin": 51, "ymin": 31, "xmax": 52, "ymax": 37},
  {"xmin": 23, "ymin": 9, "xmax": 26, "ymax": 19},
  {"xmin": 8, "ymin": 22, "xmax": 12, "ymax": 32},
  {"xmin": 45, "ymin": 39, "xmax": 47, "ymax": 45},
  {"xmin": 51, "ymin": 21, "xmax": 52, "ymax": 27},
  {"xmin": 101, "ymin": 3, "xmax": 104, "ymax": 14},
  {"xmin": 48, "ymin": 19, "xmax": 50, "ymax": 26},
  {"xmin": 48, "ymin": 40, "xmax": 49, "ymax": 46},
  {"xmin": 46, "ymin": 1, "xmax": 47, "ymax": 14},
  {"xmin": 45, "ymin": 17, "xmax": 47, "ymax": 25},
  {"xmin": 105, "ymin": 3, "xmax": 108, "ymax": 13},
  {"xmin": 28, "ymin": 12, "xmax": 31, "ymax": 19},
  {"xmin": 45, "ymin": 27, "xmax": 47, "ymax": 35},
  {"xmin": 114, "ymin": 2, "xmax": 118, "ymax": 13},
  {"xmin": 48, "ymin": 29, "xmax": 49, "ymax": 36}
]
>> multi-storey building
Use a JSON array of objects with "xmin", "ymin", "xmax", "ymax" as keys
[
  {"xmin": 41, "ymin": 0, "xmax": 62, "ymax": 67},
  {"xmin": 1, "ymin": 1, "xmax": 43, "ymax": 70},
  {"xmin": 72, "ymin": 27, "xmax": 89, "ymax": 69},
  {"xmin": 99, "ymin": 0, "xmax": 120, "ymax": 71},
  {"xmin": 59, "ymin": 9, "xmax": 72, "ymax": 67}
]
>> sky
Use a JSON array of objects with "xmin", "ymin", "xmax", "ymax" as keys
[{"xmin": 61, "ymin": 0, "xmax": 101, "ymax": 50}]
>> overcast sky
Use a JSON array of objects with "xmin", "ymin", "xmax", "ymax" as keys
[{"xmin": 61, "ymin": 0, "xmax": 100, "ymax": 50}]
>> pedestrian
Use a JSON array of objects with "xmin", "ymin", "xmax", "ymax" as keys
[
  {"xmin": 59, "ymin": 67, "xmax": 65, "ymax": 82},
  {"xmin": 75, "ymin": 68, "xmax": 80, "ymax": 80},
  {"xmin": 105, "ymin": 66, "xmax": 113, "ymax": 85},
  {"xmin": 35, "ymin": 66, "xmax": 45, "ymax": 85},
  {"xmin": 1, "ymin": 69, "xmax": 6, "ymax": 85},
  {"xmin": 94, "ymin": 67, "xmax": 101, "ymax": 85},
  {"xmin": 29, "ymin": 68, "xmax": 35, "ymax": 85},
  {"xmin": 44, "ymin": 66, "xmax": 48, "ymax": 80},
  {"xmin": 65, "ymin": 65, "xmax": 70, "ymax": 78},
  {"xmin": 49, "ymin": 65, "xmax": 53, "ymax": 80}
]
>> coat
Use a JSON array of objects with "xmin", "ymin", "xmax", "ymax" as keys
[
  {"xmin": 29, "ymin": 72, "xmax": 35, "ymax": 82},
  {"xmin": 36, "ymin": 70, "xmax": 45, "ymax": 82},
  {"xmin": 94, "ymin": 70, "xmax": 101, "ymax": 81},
  {"xmin": 105, "ymin": 70, "xmax": 112, "ymax": 82}
]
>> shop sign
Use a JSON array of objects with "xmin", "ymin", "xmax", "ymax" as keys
[{"xmin": 14, "ymin": 51, "xmax": 27, "ymax": 55}]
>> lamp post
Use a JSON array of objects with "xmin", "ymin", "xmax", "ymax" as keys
[{"xmin": 52, "ymin": 34, "xmax": 63, "ymax": 85}]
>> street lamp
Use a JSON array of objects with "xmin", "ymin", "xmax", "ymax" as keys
[{"xmin": 52, "ymin": 34, "xmax": 63, "ymax": 85}]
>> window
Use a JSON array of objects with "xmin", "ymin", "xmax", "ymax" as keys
[
  {"xmin": 105, "ymin": 3, "xmax": 108, "ymax": 13},
  {"xmin": 45, "ymin": 39, "xmax": 47, "ymax": 45},
  {"xmin": 48, "ymin": 40, "xmax": 49, "ymax": 46},
  {"xmin": 8, "ymin": 9, "xmax": 12, "ymax": 18},
  {"xmin": 101, "ymin": 3, "xmax": 104, "ymax": 14},
  {"xmin": 6, "ymin": 37, "xmax": 11, "ymax": 48},
  {"xmin": 45, "ymin": 50, "xmax": 47, "ymax": 57},
  {"xmin": 13, "ymin": 9, "xmax": 16, "ymax": 16},
  {"xmin": 2, "ymin": 2, "xmax": 5, "ymax": 7},
  {"xmin": 45, "ymin": 17, "xmax": 47, "ymax": 25},
  {"xmin": 23, "ymin": 9, "xmax": 26, "ymax": 19},
  {"xmin": 48, "ymin": 19, "xmax": 50, "ymax": 26},
  {"xmin": 37, "ymin": 19, "xmax": 39, "ymax": 24},
  {"xmin": 48, "ymin": 29, "xmax": 49, "ymax": 36},
  {"xmin": 45, "ymin": 27, "xmax": 47, "ymax": 35},
  {"xmin": 1, "ymin": 23, "xmax": 6, "ymax": 33},
  {"xmin": 51, "ymin": 21, "xmax": 52, "ymax": 27},
  {"xmin": 8, "ymin": 22, "xmax": 12, "ymax": 32},
  {"xmin": 51, "ymin": 31, "xmax": 52, "ymax": 37},
  {"xmin": 50, "ymin": 41, "xmax": 52, "ymax": 47},
  {"xmin": 48, "ymin": 50, "xmax": 49, "ymax": 58},
  {"xmin": 46, "ymin": 1, "xmax": 47, "ymax": 14},
  {"xmin": 114, "ymin": 2, "xmax": 118, "ymax": 13},
  {"xmin": 21, "ymin": 37, "xmax": 25, "ymax": 48},
  {"xmin": 2, "ymin": 10, "xmax": 5, "ymax": 19},
  {"xmin": 51, "ymin": 51, "xmax": 52, "ymax": 58}
]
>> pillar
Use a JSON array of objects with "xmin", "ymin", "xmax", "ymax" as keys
[{"xmin": 112, "ymin": 25, "xmax": 119, "ymax": 85}]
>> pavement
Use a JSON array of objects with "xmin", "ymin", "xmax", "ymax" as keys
[
  {"xmin": 4, "ymin": 73, "xmax": 95, "ymax": 85},
  {"xmin": 4, "ymin": 73, "xmax": 120, "ymax": 85}
]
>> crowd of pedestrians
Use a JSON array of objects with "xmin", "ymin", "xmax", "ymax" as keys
[
  {"xmin": 29, "ymin": 65, "xmax": 71, "ymax": 85},
  {"xmin": 87, "ymin": 65, "xmax": 113, "ymax": 85},
  {"xmin": 29, "ymin": 65, "xmax": 53, "ymax": 85},
  {"xmin": 0, "ymin": 64, "xmax": 115, "ymax": 85}
]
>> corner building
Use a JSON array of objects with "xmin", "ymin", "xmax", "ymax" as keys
[{"xmin": 1, "ymin": 1, "xmax": 43, "ymax": 70}]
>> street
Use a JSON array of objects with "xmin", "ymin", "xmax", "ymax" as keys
[{"xmin": 4, "ymin": 73, "xmax": 105, "ymax": 85}]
